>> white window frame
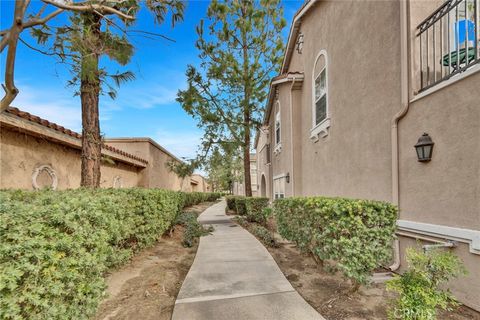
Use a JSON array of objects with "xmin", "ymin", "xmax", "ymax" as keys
[
  {"xmin": 310, "ymin": 49, "xmax": 331, "ymax": 141},
  {"xmin": 273, "ymin": 174, "xmax": 286, "ymax": 199},
  {"xmin": 274, "ymin": 101, "xmax": 282, "ymax": 154}
]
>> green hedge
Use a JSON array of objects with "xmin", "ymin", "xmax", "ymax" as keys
[
  {"xmin": 0, "ymin": 188, "xmax": 220, "ymax": 320},
  {"xmin": 275, "ymin": 196, "xmax": 397, "ymax": 285},
  {"xmin": 244, "ymin": 197, "xmax": 270, "ymax": 224},
  {"xmin": 225, "ymin": 195, "xmax": 236, "ymax": 210},
  {"xmin": 234, "ymin": 196, "xmax": 247, "ymax": 215},
  {"xmin": 182, "ymin": 191, "xmax": 221, "ymax": 207}
]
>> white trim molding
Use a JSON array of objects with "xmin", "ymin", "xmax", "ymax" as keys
[
  {"xmin": 273, "ymin": 142, "xmax": 282, "ymax": 155},
  {"xmin": 397, "ymin": 220, "xmax": 480, "ymax": 255},
  {"xmin": 273, "ymin": 173, "xmax": 288, "ymax": 180},
  {"xmin": 310, "ymin": 118, "xmax": 331, "ymax": 141},
  {"xmin": 411, "ymin": 64, "xmax": 480, "ymax": 103}
]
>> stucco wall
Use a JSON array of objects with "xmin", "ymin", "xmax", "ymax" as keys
[
  {"xmin": 262, "ymin": 0, "xmax": 479, "ymax": 310},
  {"xmin": 398, "ymin": 235, "xmax": 480, "ymax": 311},
  {"xmin": 105, "ymin": 139, "xmax": 194, "ymax": 191},
  {"xmin": 0, "ymin": 128, "xmax": 140, "ymax": 190},
  {"xmin": 269, "ymin": 82, "xmax": 294, "ymax": 197},
  {"xmin": 279, "ymin": 0, "xmax": 402, "ymax": 201},
  {"xmin": 397, "ymin": 62, "xmax": 480, "ymax": 313},
  {"xmin": 256, "ymin": 128, "xmax": 271, "ymax": 198},
  {"xmin": 398, "ymin": 73, "xmax": 480, "ymax": 230}
]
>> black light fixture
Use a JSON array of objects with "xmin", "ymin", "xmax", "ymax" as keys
[
  {"xmin": 286, "ymin": 172, "xmax": 290, "ymax": 183},
  {"xmin": 414, "ymin": 133, "xmax": 434, "ymax": 162}
]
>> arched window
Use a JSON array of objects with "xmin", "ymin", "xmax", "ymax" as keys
[
  {"xmin": 275, "ymin": 101, "xmax": 281, "ymax": 145},
  {"xmin": 311, "ymin": 50, "xmax": 330, "ymax": 140},
  {"xmin": 274, "ymin": 100, "xmax": 282, "ymax": 154}
]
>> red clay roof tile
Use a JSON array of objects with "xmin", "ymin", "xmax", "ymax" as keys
[{"xmin": 5, "ymin": 107, "xmax": 148, "ymax": 165}]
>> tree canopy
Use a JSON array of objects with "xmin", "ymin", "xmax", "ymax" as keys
[{"xmin": 177, "ymin": 0, "xmax": 286, "ymax": 196}]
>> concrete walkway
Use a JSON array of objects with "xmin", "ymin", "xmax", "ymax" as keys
[{"xmin": 172, "ymin": 200, "xmax": 324, "ymax": 320}]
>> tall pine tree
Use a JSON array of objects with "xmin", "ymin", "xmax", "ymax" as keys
[{"xmin": 177, "ymin": 0, "xmax": 285, "ymax": 196}]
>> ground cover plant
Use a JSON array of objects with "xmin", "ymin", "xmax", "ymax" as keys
[
  {"xmin": 234, "ymin": 216, "xmax": 277, "ymax": 248},
  {"xmin": 0, "ymin": 188, "xmax": 220, "ymax": 320},
  {"xmin": 274, "ymin": 196, "xmax": 397, "ymax": 286},
  {"xmin": 175, "ymin": 211, "xmax": 213, "ymax": 247}
]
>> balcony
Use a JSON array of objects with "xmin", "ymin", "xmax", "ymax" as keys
[{"xmin": 417, "ymin": 0, "xmax": 480, "ymax": 92}]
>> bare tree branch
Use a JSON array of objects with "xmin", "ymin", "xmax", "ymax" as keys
[
  {"xmin": 1, "ymin": 1, "xmax": 29, "ymax": 112},
  {"xmin": 41, "ymin": 0, "xmax": 135, "ymax": 20},
  {"xmin": 23, "ymin": 8, "xmax": 64, "ymax": 28}
]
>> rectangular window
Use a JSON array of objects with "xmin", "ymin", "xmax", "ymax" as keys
[
  {"xmin": 314, "ymin": 69, "xmax": 327, "ymax": 125},
  {"xmin": 273, "ymin": 176, "xmax": 286, "ymax": 199}
]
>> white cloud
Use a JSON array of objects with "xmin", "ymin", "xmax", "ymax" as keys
[
  {"xmin": 154, "ymin": 129, "xmax": 202, "ymax": 160},
  {"xmin": 113, "ymin": 85, "xmax": 179, "ymax": 109},
  {"xmin": 12, "ymin": 84, "xmax": 82, "ymax": 132}
]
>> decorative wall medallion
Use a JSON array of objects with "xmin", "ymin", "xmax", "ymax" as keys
[
  {"xmin": 296, "ymin": 33, "xmax": 304, "ymax": 54},
  {"xmin": 32, "ymin": 165, "xmax": 58, "ymax": 190},
  {"xmin": 113, "ymin": 175, "xmax": 123, "ymax": 188}
]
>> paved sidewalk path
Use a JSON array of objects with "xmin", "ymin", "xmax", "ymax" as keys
[{"xmin": 172, "ymin": 200, "xmax": 324, "ymax": 320}]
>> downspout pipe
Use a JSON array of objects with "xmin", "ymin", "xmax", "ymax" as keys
[
  {"xmin": 289, "ymin": 77, "xmax": 297, "ymax": 196},
  {"xmin": 389, "ymin": 0, "xmax": 410, "ymax": 272}
]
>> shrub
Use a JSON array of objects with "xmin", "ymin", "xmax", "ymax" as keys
[
  {"xmin": 0, "ymin": 188, "xmax": 219, "ymax": 320},
  {"xmin": 245, "ymin": 197, "xmax": 270, "ymax": 224},
  {"xmin": 225, "ymin": 195, "xmax": 236, "ymax": 211},
  {"xmin": 182, "ymin": 191, "xmax": 221, "ymax": 207},
  {"xmin": 274, "ymin": 196, "xmax": 397, "ymax": 285},
  {"xmin": 174, "ymin": 212, "xmax": 213, "ymax": 247},
  {"xmin": 235, "ymin": 196, "xmax": 247, "ymax": 215},
  {"xmin": 386, "ymin": 248, "xmax": 467, "ymax": 320}
]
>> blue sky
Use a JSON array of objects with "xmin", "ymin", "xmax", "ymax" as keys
[{"xmin": 0, "ymin": 0, "xmax": 300, "ymax": 160}]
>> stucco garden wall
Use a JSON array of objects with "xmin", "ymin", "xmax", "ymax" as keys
[
  {"xmin": 0, "ymin": 128, "xmax": 140, "ymax": 190},
  {"xmin": 105, "ymin": 138, "xmax": 192, "ymax": 191}
]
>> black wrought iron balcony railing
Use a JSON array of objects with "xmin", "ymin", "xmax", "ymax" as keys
[{"xmin": 417, "ymin": 0, "xmax": 480, "ymax": 92}]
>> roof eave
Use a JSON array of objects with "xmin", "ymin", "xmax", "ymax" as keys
[{"xmin": 280, "ymin": 0, "xmax": 318, "ymax": 74}]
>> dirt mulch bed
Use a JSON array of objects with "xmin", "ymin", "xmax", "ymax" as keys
[
  {"xmin": 265, "ymin": 239, "xmax": 480, "ymax": 320},
  {"xmin": 94, "ymin": 201, "xmax": 214, "ymax": 320}
]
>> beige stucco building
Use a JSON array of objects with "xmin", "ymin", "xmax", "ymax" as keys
[
  {"xmin": 1, "ymin": 107, "xmax": 209, "ymax": 192},
  {"xmin": 232, "ymin": 153, "xmax": 258, "ymax": 196},
  {"xmin": 255, "ymin": 0, "xmax": 480, "ymax": 310}
]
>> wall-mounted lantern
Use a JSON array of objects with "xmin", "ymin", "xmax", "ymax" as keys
[
  {"xmin": 414, "ymin": 133, "xmax": 434, "ymax": 162},
  {"xmin": 286, "ymin": 172, "xmax": 290, "ymax": 183}
]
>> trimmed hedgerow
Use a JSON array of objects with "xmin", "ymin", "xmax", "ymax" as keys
[
  {"xmin": 274, "ymin": 196, "xmax": 397, "ymax": 286},
  {"xmin": 0, "ymin": 188, "xmax": 220, "ymax": 320},
  {"xmin": 225, "ymin": 195, "xmax": 236, "ymax": 211},
  {"xmin": 234, "ymin": 196, "xmax": 247, "ymax": 215},
  {"xmin": 182, "ymin": 191, "xmax": 221, "ymax": 207},
  {"xmin": 244, "ymin": 197, "xmax": 270, "ymax": 224}
]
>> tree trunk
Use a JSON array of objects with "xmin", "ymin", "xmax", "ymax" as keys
[
  {"xmin": 80, "ymin": 13, "xmax": 102, "ymax": 188},
  {"xmin": 240, "ymin": 2, "xmax": 252, "ymax": 197},
  {"xmin": 243, "ymin": 120, "xmax": 252, "ymax": 197}
]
